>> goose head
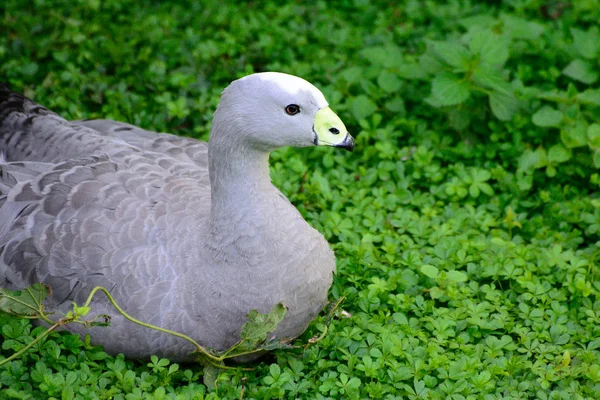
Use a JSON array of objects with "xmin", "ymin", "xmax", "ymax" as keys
[{"xmin": 210, "ymin": 72, "xmax": 354, "ymax": 153}]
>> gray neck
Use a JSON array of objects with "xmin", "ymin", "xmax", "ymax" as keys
[
  {"xmin": 208, "ymin": 141, "xmax": 274, "ymax": 221},
  {"xmin": 205, "ymin": 117, "xmax": 283, "ymax": 261}
]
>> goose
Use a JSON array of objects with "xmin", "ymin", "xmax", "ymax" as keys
[{"xmin": 0, "ymin": 72, "xmax": 354, "ymax": 361}]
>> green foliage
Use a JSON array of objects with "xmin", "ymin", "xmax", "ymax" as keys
[
  {"xmin": 236, "ymin": 304, "xmax": 288, "ymax": 353},
  {"xmin": 0, "ymin": 284, "xmax": 50, "ymax": 317},
  {"xmin": 0, "ymin": 285, "xmax": 291, "ymax": 372},
  {"xmin": 2, "ymin": 0, "xmax": 600, "ymax": 399}
]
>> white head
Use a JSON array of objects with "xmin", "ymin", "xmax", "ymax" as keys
[{"xmin": 210, "ymin": 72, "xmax": 354, "ymax": 153}]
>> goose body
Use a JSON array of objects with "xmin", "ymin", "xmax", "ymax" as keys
[{"xmin": 0, "ymin": 73, "xmax": 354, "ymax": 361}]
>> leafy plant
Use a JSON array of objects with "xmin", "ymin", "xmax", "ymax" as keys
[
  {"xmin": 2, "ymin": 0, "xmax": 600, "ymax": 398},
  {"xmin": 0, "ymin": 285, "xmax": 295, "ymax": 370}
]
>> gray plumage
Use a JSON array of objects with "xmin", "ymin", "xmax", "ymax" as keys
[{"xmin": 0, "ymin": 73, "xmax": 353, "ymax": 361}]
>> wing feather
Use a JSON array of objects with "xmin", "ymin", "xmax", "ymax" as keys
[
  {"xmin": 73, "ymin": 119, "xmax": 208, "ymax": 168},
  {"xmin": 0, "ymin": 154, "xmax": 210, "ymax": 310}
]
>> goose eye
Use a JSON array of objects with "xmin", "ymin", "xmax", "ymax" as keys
[{"xmin": 285, "ymin": 104, "xmax": 300, "ymax": 115}]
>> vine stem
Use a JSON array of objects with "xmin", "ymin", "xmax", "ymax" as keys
[
  {"xmin": 80, "ymin": 287, "xmax": 269, "ymax": 368},
  {"xmin": 90, "ymin": 287, "xmax": 278, "ymax": 368},
  {"xmin": 81, "ymin": 286, "xmax": 223, "ymax": 363},
  {"xmin": 2, "ymin": 285, "xmax": 323, "ymax": 371},
  {"xmin": 0, "ymin": 320, "xmax": 66, "ymax": 367}
]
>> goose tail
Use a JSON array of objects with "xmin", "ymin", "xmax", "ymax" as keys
[
  {"xmin": 0, "ymin": 83, "xmax": 55, "ymax": 119},
  {"xmin": 0, "ymin": 83, "xmax": 72, "ymax": 163}
]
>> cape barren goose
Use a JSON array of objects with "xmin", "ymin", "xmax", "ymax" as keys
[{"xmin": 0, "ymin": 72, "xmax": 354, "ymax": 361}]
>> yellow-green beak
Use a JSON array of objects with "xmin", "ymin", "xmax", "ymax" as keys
[{"xmin": 313, "ymin": 107, "xmax": 354, "ymax": 152}]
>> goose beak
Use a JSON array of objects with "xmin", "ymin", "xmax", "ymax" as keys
[
  {"xmin": 335, "ymin": 134, "xmax": 355, "ymax": 152},
  {"xmin": 313, "ymin": 107, "xmax": 354, "ymax": 152}
]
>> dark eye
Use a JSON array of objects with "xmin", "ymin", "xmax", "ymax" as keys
[{"xmin": 285, "ymin": 104, "xmax": 300, "ymax": 115}]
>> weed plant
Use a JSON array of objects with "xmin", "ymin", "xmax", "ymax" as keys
[{"xmin": 1, "ymin": 0, "xmax": 600, "ymax": 398}]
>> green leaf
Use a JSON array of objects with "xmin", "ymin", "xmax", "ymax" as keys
[
  {"xmin": 203, "ymin": 364, "xmax": 221, "ymax": 390},
  {"xmin": 567, "ymin": 83, "xmax": 579, "ymax": 98},
  {"xmin": 469, "ymin": 184, "xmax": 480, "ymax": 198},
  {"xmin": 588, "ymin": 124, "xmax": 600, "ymax": 148},
  {"xmin": 62, "ymin": 386, "xmax": 75, "ymax": 400},
  {"xmin": 22, "ymin": 62, "xmax": 39, "ymax": 76},
  {"xmin": 500, "ymin": 14, "xmax": 544, "ymax": 40},
  {"xmin": 472, "ymin": 169, "xmax": 491, "ymax": 182},
  {"xmin": 0, "ymin": 284, "xmax": 50, "ymax": 317},
  {"xmin": 431, "ymin": 73, "xmax": 471, "ymax": 106},
  {"xmin": 393, "ymin": 312, "xmax": 408, "ymax": 325},
  {"xmin": 535, "ymin": 147, "xmax": 549, "ymax": 168},
  {"xmin": 421, "ymin": 264, "xmax": 439, "ymax": 279},
  {"xmin": 262, "ymin": 340, "xmax": 295, "ymax": 351},
  {"xmin": 594, "ymin": 152, "xmax": 600, "ymax": 168},
  {"xmin": 469, "ymin": 30, "xmax": 509, "ymax": 66},
  {"xmin": 563, "ymin": 59, "xmax": 599, "ymax": 85},
  {"xmin": 269, "ymin": 363, "xmax": 281, "ymax": 378},
  {"xmin": 548, "ymin": 144, "xmax": 572, "ymax": 164},
  {"xmin": 396, "ymin": 64, "xmax": 428, "ymax": 80},
  {"xmin": 459, "ymin": 15, "xmax": 497, "ymax": 29},
  {"xmin": 360, "ymin": 79, "xmax": 379, "ymax": 99},
  {"xmin": 571, "ymin": 27, "xmax": 599, "ymax": 60},
  {"xmin": 431, "ymin": 41, "xmax": 471, "ymax": 70},
  {"xmin": 359, "ymin": 46, "xmax": 389, "ymax": 66},
  {"xmin": 351, "ymin": 95, "xmax": 377, "ymax": 121},
  {"xmin": 518, "ymin": 149, "xmax": 540, "ymax": 171},
  {"xmin": 447, "ymin": 270, "xmax": 468, "ymax": 282},
  {"xmin": 479, "ymin": 183, "xmax": 494, "ymax": 196},
  {"xmin": 360, "ymin": 44, "xmax": 404, "ymax": 68},
  {"xmin": 532, "ymin": 106, "xmax": 563, "ymax": 127},
  {"xmin": 538, "ymin": 90, "xmax": 570, "ymax": 103},
  {"xmin": 577, "ymin": 89, "xmax": 600, "ymax": 106},
  {"xmin": 489, "ymin": 91, "xmax": 519, "ymax": 121},
  {"xmin": 520, "ymin": 147, "xmax": 549, "ymax": 171},
  {"xmin": 385, "ymin": 97, "xmax": 405, "ymax": 114},
  {"xmin": 424, "ymin": 96, "xmax": 443, "ymax": 108},
  {"xmin": 340, "ymin": 67, "xmax": 364, "ymax": 85},
  {"xmin": 72, "ymin": 303, "xmax": 91, "ymax": 318},
  {"xmin": 419, "ymin": 53, "xmax": 445, "ymax": 75},
  {"xmin": 236, "ymin": 303, "xmax": 287, "ymax": 352},
  {"xmin": 472, "ymin": 64, "xmax": 512, "ymax": 95},
  {"xmin": 561, "ymin": 121, "xmax": 588, "ymax": 148},
  {"xmin": 377, "ymin": 71, "xmax": 402, "ymax": 93},
  {"xmin": 448, "ymin": 107, "xmax": 471, "ymax": 130},
  {"xmin": 381, "ymin": 44, "xmax": 405, "ymax": 69}
]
